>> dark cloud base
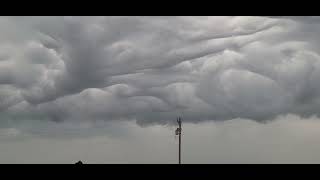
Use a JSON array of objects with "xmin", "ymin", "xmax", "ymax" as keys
[{"xmin": 1, "ymin": 16, "xmax": 320, "ymax": 127}]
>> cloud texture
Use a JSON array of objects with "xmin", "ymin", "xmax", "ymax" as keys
[{"xmin": 1, "ymin": 16, "xmax": 320, "ymax": 126}]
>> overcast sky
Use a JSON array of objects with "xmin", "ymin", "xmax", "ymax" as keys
[{"xmin": 1, "ymin": 16, "xmax": 320, "ymax": 163}]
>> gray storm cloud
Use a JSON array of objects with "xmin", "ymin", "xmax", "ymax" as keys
[{"xmin": 1, "ymin": 16, "xmax": 320, "ymax": 125}]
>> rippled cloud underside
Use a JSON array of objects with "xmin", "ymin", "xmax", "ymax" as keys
[{"xmin": 1, "ymin": 16, "xmax": 320, "ymax": 127}]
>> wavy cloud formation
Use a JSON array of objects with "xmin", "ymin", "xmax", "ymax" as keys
[{"xmin": 1, "ymin": 16, "xmax": 320, "ymax": 125}]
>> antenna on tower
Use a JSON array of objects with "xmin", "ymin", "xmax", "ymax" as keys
[{"xmin": 175, "ymin": 117, "xmax": 182, "ymax": 164}]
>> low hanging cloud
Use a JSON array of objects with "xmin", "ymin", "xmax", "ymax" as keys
[{"xmin": 1, "ymin": 16, "xmax": 320, "ymax": 126}]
